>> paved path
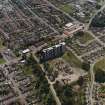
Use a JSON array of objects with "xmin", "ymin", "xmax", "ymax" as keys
[
  {"xmin": 90, "ymin": 63, "xmax": 95, "ymax": 105},
  {"xmin": 33, "ymin": 55, "xmax": 62, "ymax": 105},
  {"xmin": 86, "ymin": 2, "xmax": 105, "ymax": 30},
  {"xmin": 87, "ymin": 31, "xmax": 105, "ymax": 46},
  {"xmin": 0, "ymin": 63, "xmax": 28, "ymax": 105},
  {"xmin": 89, "ymin": 56, "xmax": 105, "ymax": 105},
  {"xmin": 9, "ymin": 77, "xmax": 28, "ymax": 105},
  {"xmin": 66, "ymin": 46, "xmax": 83, "ymax": 62},
  {"xmin": 16, "ymin": 0, "xmax": 59, "ymax": 34},
  {"xmin": 43, "ymin": 0, "xmax": 77, "ymax": 22}
]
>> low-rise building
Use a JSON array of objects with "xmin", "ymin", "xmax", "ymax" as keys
[{"xmin": 63, "ymin": 22, "xmax": 84, "ymax": 37}]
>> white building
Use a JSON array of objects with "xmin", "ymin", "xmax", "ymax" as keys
[{"xmin": 22, "ymin": 49, "xmax": 30, "ymax": 54}]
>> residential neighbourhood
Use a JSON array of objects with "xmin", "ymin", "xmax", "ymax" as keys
[{"xmin": 0, "ymin": 0, "xmax": 105, "ymax": 105}]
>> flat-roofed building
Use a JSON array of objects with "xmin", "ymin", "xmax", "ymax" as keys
[
  {"xmin": 40, "ymin": 42, "xmax": 66, "ymax": 61},
  {"xmin": 22, "ymin": 49, "xmax": 30, "ymax": 54},
  {"xmin": 63, "ymin": 22, "xmax": 84, "ymax": 37}
]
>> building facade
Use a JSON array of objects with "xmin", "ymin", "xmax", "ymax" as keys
[{"xmin": 40, "ymin": 42, "xmax": 66, "ymax": 61}]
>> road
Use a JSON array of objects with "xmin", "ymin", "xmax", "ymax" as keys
[
  {"xmin": 15, "ymin": 0, "xmax": 59, "ymax": 34},
  {"xmin": 0, "ymin": 60, "xmax": 28, "ymax": 105},
  {"xmin": 43, "ymin": 0, "xmax": 77, "ymax": 22},
  {"xmin": 89, "ymin": 56, "xmax": 105, "ymax": 105},
  {"xmin": 80, "ymin": 30, "xmax": 105, "ymax": 58},
  {"xmin": 88, "ymin": 18, "xmax": 105, "ymax": 104},
  {"xmin": 66, "ymin": 46, "xmax": 83, "ymax": 62},
  {"xmin": 9, "ymin": 76, "xmax": 28, "ymax": 105},
  {"xmin": 80, "ymin": 47, "xmax": 102, "ymax": 58},
  {"xmin": 2, "ymin": 0, "xmax": 105, "ymax": 105},
  {"xmin": 41, "ymin": 64, "xmax": 62, "ymax": 105},
  {"xmin": 33, "ymin": 55, "xmax": 62, "ymax": 105},
  {"xmin": 86, "ymin": 2, "xmax": 105, "ymax": 30},
  {"xmin": 90, "ymin": 63, "xmax": 95, "ymax": 105}
]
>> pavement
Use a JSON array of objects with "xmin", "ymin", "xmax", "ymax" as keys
[{"xmin": 33, "ymin": 54, "xmax": 62, "ymax": 105}]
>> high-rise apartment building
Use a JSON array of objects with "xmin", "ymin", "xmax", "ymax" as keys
[{"xmin": 40, "ymin": 42, "xmax": 66, "ymax": 61}]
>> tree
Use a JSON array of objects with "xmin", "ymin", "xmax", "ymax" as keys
[
  {"xmin": 75, "ymin": 31, "xmax": 84, "ymax": 37},
  {"xmin": 44, "ymin": 93, "xmax": 56, "ymax": 105},
  {"xmin": 63, "ymin": 85, "xmax": 74, "ymax": 105},
  {"xmin": 77, "ymin": 76, "xmax": 84, "ymax": 86},
  {"xmin": 96, "ymin": 4, "xmax": 101, "ymax": 9},
  {"xmin": 63, "ymin": 85, "xmax": 73, "ymax": 97},
  {"xmin": 0, "ymin": 53, "xmax": 2, "ymax": 58},
  {"xmin": 91, "ymin": 13, "xmax": 105, "ymax": 27},
  {"xmin": 26, "ymin": 53, "xmax": 37, "ymax": 65},
  {"xmin": 82, "ymin": 62, "xmax": 90, "ymax": 71},
  {"xmin": 95, "ymin": 69, "xmax": 105, "ymax": 83}
]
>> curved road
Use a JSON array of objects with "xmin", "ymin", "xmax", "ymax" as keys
[
  {"xmin": 33, "ymin": 55, "xmax": 61, "ymax": 105},
  {"xmin": 86, "ymin": 2, "xmax": 105, "ymax": 30}
]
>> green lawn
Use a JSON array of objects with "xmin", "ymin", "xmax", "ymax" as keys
[
  {"xmin": 63, "ymin": 51, "xmax": 82, "ymax": 68},
  {"xmin": 0, "ymin": 38, "xmax": 4, "ymax": 49},
  {"xmin": 0, "ymin": 58, "xmax": 6, "ymax": 64},
  {"xmin": 78, "ymin": 32, "xmax": 94, "ymax": 44},
  {"xmin": 23, "ymin": 66, "xmax": 33, "ymax": 76},
  {"xmin": 59, "ymin": 4, "xmax": 75, "ymax": 14},
  {"xmin": 94, "ymin": 58, "xmax": 105, "ymax": 83},
  {"xmin": 94, "ymin": 58, "xmax": 105, "ymax": 71}
]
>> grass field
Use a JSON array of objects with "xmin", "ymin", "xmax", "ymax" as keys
[
  {"xmin": 59, "ymin": 4, "xmax": 74, "ymax": 14},
  {"xmin": 23, "ymin": 65, "xmax": 33, "ymax": 76},
  {"xmin": 78, "ymin": 32, "xmax": 94, "ymax": 44},
  {"xmin": 63, "ymin": 51, "xmax": 82, "ymax": 68},
  {"xmin": 0, "ymin": 38, "xmax": 4, "ymax": 49},
  {"xmin": 94, "ymin": 58, "xmax": 105, "ymax": 71},
  {"xmin": 0, "ymin": 58, "xmax": 5, "ymax": 64}
]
